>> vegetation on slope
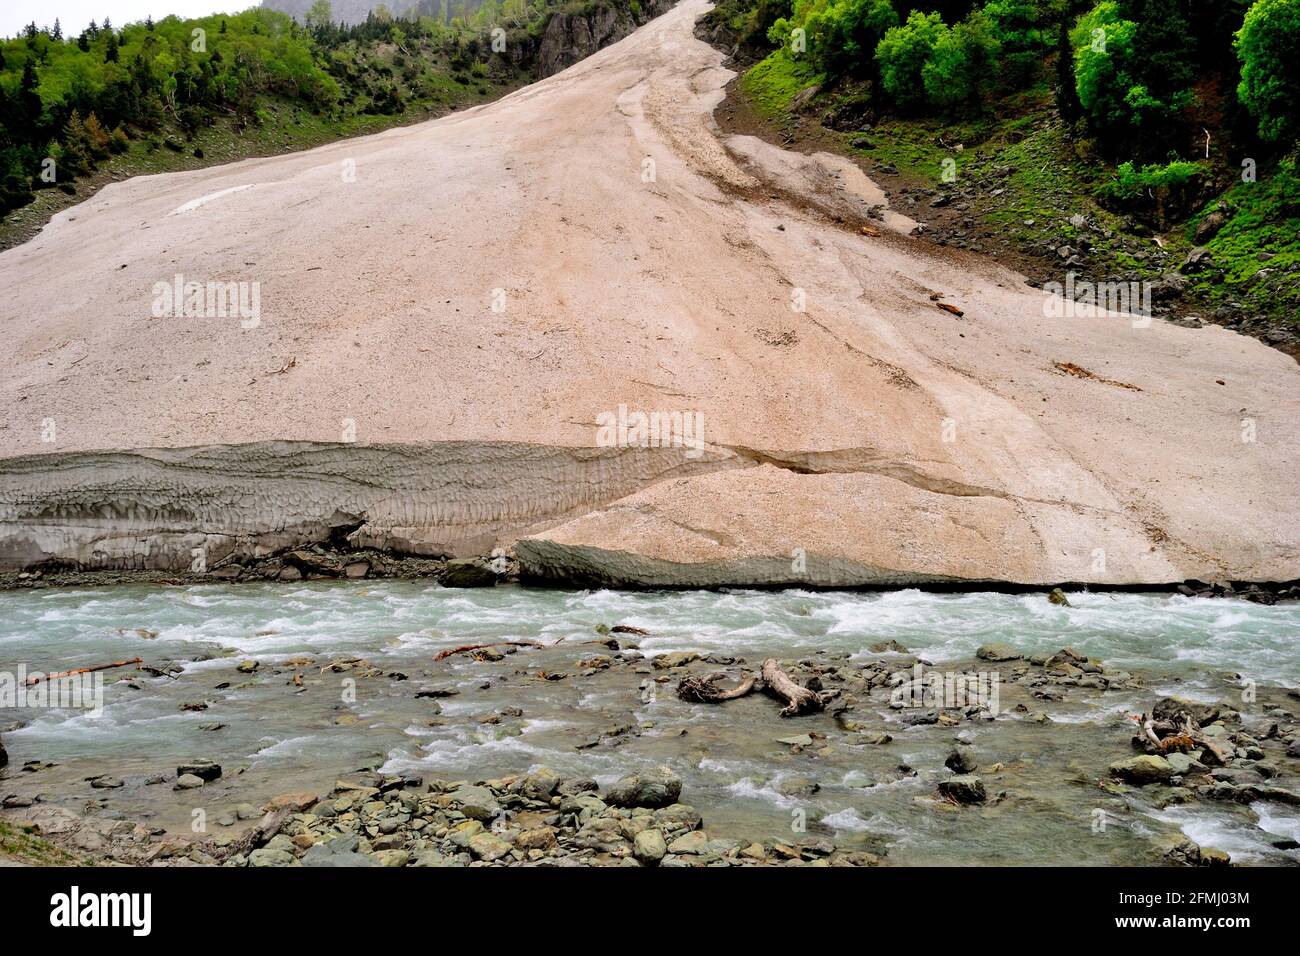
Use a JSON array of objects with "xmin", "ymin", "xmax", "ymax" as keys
[
  {"xmin": 0, "ymin": 0, "xmax": 650, "ymax": 246},
  {"xmin": 701, "ymin": 0, "xmax": 1300, "ymax": 349}
]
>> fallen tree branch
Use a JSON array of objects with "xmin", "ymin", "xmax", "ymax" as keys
[
  {"xmin": 214, "ymin": 808, "xmax": 292, "ymax": 862},
  {"xmin": 434, "ymin": 641, "xmax": 543, "ymax": 661},
  {"xmin": 24, "ymin": 658, "xmax": 142, "ymax": 686},
  {"xmin": 761, "ymin": 658, "xmax": 831, "ymax": 717},
  {"xmin": 677, "ymin": 671, "xmax": 757, "ymax": 703}
]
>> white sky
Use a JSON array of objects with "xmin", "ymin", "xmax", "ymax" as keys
[{"xmin": 1, "ymin": 2, "xmax": 259, "ymax": 39}]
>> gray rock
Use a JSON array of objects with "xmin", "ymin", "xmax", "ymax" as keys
[
  {"xmin": 248, "ymin": 847, "xmax": 296, "ymax": 867},
  {"xmin": 176, "ymin": 760, "xmax": 222, "ymax": 782},
  {"xmin": 173, "ymin": 773, "xmax": 205, "ymax": 790},
  {"xmin": 945, "ymin": 745, "xmax": 978, "ymax": 774},
  {"xmin": 775, "ymin": 776, "xmax": 820, "ymax": 797},
  {"xmin": 938, "ymin": 774, "xmax": 987, "ymax": 804},
  {"xmin": 1110, "ymin": 755, "xmax": 1174, "ymax": 785},
  {"xmin": 666, "ymin": 830, "xmax": 710, "ymax": 854},
  {"xmin": 467, "ymin": 831, "xmax": 513, "ymax": 862},
  {"xmin": 1165, "ymin": 752, "xmax": 1200, "ymax": 775},
  {"xmin": 438, "ymin": 558, "xmax": 498, "ymax": 588},
  {"xmin": 604, "ymin": 766, "xmax": 682, "ymax": 809},
  {"xmin": 1181, "ymin": 246, "xmax": 1213, "ymax": 272},
  {"xmin": 89, "ymin": 775, "xmax": 124, "ymax": 789},
  {"xmin": 652, "ymin": 651, "xmax": 700, "ymax": 669},
  {"xmin": 446, "ymin": 785, "xmax": 500, "ymax": 821},
  {"xmin": 633, "ymin": 828, "xmax": 667, "ymax": 865},
  {"xmin": 976, "ymin": 643, "xmax": 1021, "ymax": 662}
]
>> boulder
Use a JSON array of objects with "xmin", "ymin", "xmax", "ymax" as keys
[
  {"xmin": 515, "ymin": 827, "xmax": 558, "ymax": 851},
  {"xmin": 301, "ymin": 834, "xmax": 378, "ymax": 867},
  {"xmin": 976, "ymin": 643, "xmax": 1021, "ymax": 662},
  {"xmin": 467, "ymin": 831, "xmax": 514, "ymax": 862},
  {"xmin": 176, "ymin": 760, "xmax": 222, "ymax": 782},
  {"xmin": 438, "ymin": 558, "xmax": 498, "ymax": 588},
  {"xmin": 652, "ymin": 651, "xmax": 700, "ymax": 669},
  {"xmin": 1152, "ymin": 697, "xmax": 1221, "ymax": 727},
  {"xmin": 1044, "ymin": 647, "xmax": 1087, "ymax": 668},
  {"xmin": 945, "ymin": 745, "xmax": 978, "ymax": 774},
  {"xmin": 666, "ymin": 830, "xmax": 710, "ymax": 854},
  {"xmin": 633, "ymin": 828, "xmax": 667, "ymax": 865},
  {"xmin": 1110, "ymin": 755, "xmax": 1174, "ymax": 785},
  {"xmin": 1181, "ymin": 246, "xmax": 1214, "ymax": 272},
  {"xmin": 446, "ymin": 785, "xmax": 500, "ymax": 821},
  {"xmin": 938, "ymin": 774, "xmax": 987, "ymax": 804},
  {"xmin": 248, "ymin": 847, "xmax": 296, "ymax": 867},
  {"xmin": 173, "ymin": 773, "xmax": 205, "ymax": 790},
  {"xmin": 604, "ymin": 766, "xmax": 682, "ymax": 809},
  {"xmin": 265, "ymin": 791, "xmax": 318, "ymax": 813},
  {"xmin": 519, "ymin": 767, "xmax": 562, "ymax": 800}
]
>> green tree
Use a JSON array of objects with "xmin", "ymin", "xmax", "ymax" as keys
[
  {"xmin": 796, "ymin": 0, "xmax": 898, "ymax": 78},
  {"xmin": 922, "ymin": 9, "xmax": 1002, "ymax": 110},
  {"xmin": 1071, "ymin": 1, "xmax": 1191, "ymax": 152},
  {"xmin": 875, "ymin": 10, "xmax": 944, "ymax": 109},
  {"xmin": 1053, "ymin": 15, "xmax": 1081, "ymax": 122},
  {"xmin": 1235, "ymin": 0, "xmax": 1300, "ymax": 144}
]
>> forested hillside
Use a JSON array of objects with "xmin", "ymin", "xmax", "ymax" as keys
[
  {"xmin": 700, "ymin": 0, "xmax": 1300, "ymax": 349},
  {"xmin": 0, "ymin": 0, "xmax": 662, "ymax": 246}
]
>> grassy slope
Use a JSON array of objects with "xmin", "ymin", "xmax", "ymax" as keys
[{"xmin": 0, "ymin": 817, "xmax": 85, "ymax": 865}]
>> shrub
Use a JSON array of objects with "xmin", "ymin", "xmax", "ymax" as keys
[
  {"xmin": 1099, "ymin": 159, "xmax": 1207, "ymax": 225},
  {"xmin": 875, "ymin": 10, "xmax": 944, "ymax": 109}
]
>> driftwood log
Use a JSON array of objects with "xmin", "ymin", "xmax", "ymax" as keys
[
  {"xmin": 434, "ymin": 641, "xmax": 544, "ymax": 661},
  {"xmin": 761, "ymin": 658, "xmax": 834, "ymax": 717},
  {"xmin": 24, "ymin": 658, "xmax": 143, "ymax": 686},
  {"xmin": 214, "ymin": 807, "xmax": 292, "ymax": 862},
  {"xmin": 1133, "ymin": 708, "xmax": 1232, "ymax": 766},
  {"xmin": 676, "ymin": 671, "xmax": 757, "ymax": 703}
]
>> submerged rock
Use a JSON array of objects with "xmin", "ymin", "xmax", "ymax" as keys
[
  {"xmin": 938, "ymin": 775, "xmax": 987, "ymax": 804},
  {"xmin": 176, "ymin": 760, "xmax": 222, "ymax": 782}
]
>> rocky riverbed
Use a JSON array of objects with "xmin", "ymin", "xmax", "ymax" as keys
[{"xmin": 1, "ymin": 583, "xmax": 1297, "ymax": 866}]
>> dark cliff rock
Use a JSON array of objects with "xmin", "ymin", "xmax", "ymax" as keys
[{"xmin": 537, "ymin": 0, "xmax": 675, "ymax": 78}]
